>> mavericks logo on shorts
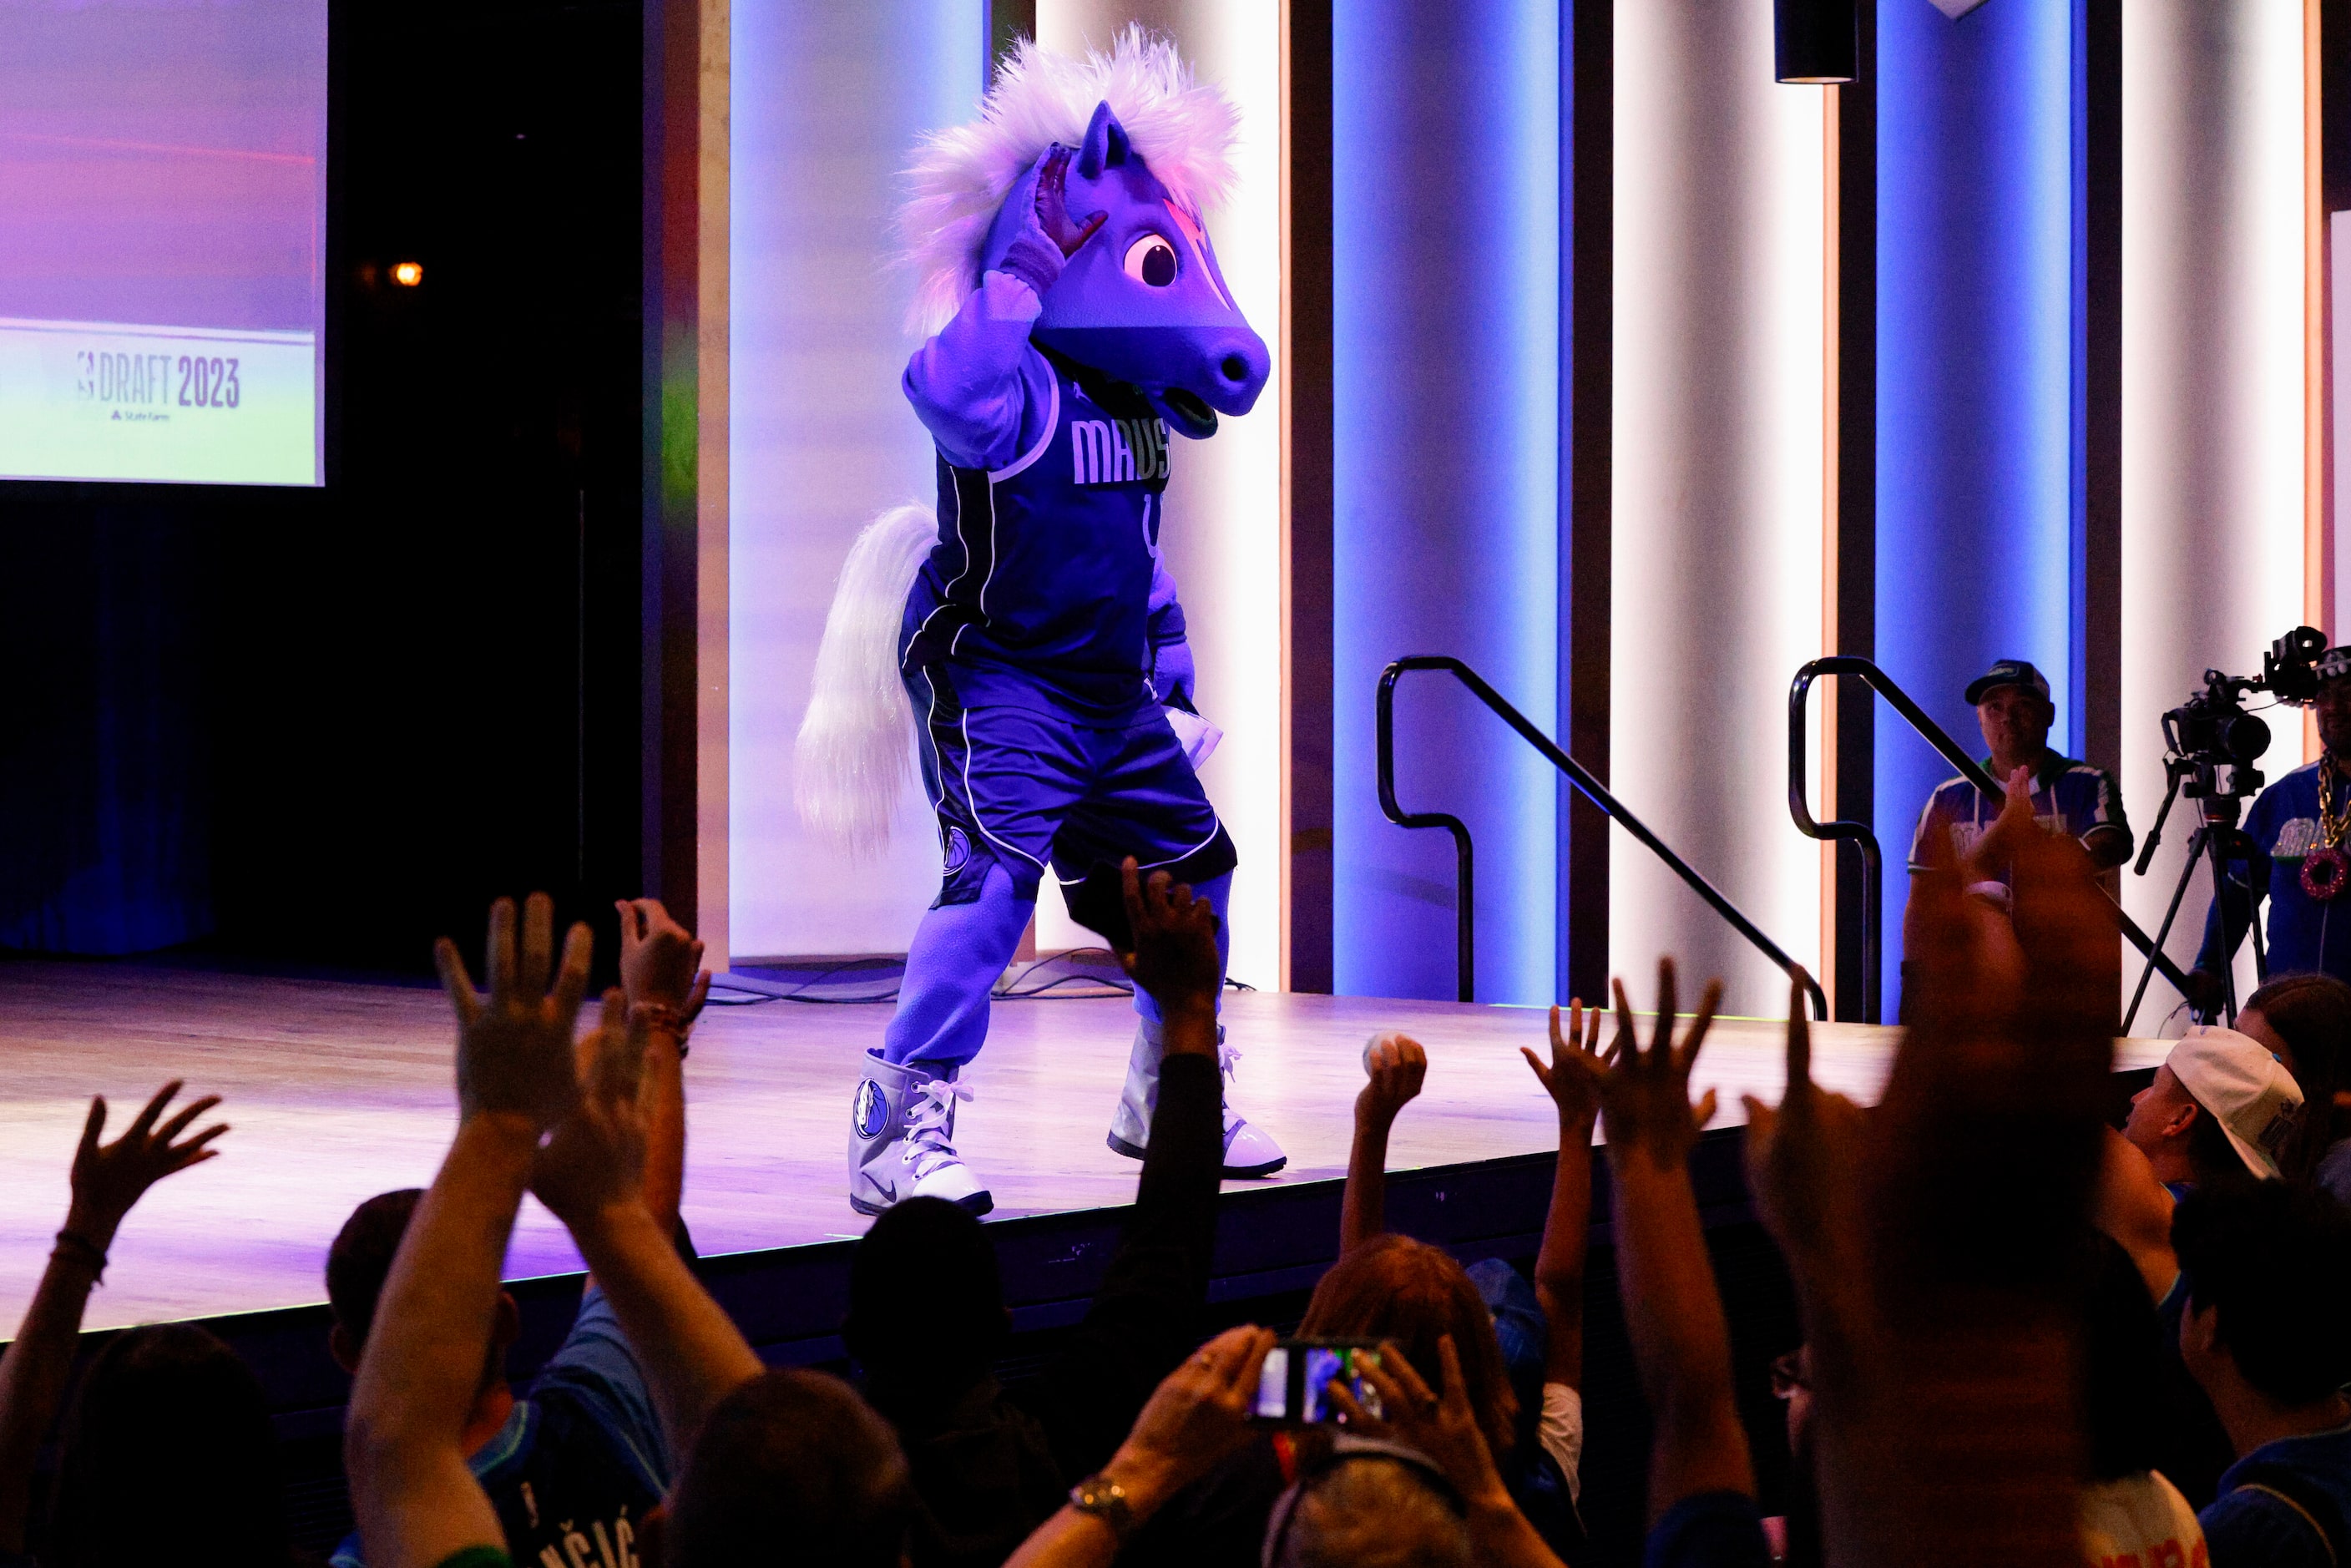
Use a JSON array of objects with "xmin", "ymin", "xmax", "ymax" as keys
[
  {"xmin": 852, "ymin": 1078, "xmax": 890, "ymax": 1140},
  {"xmin": 941, "ymin": 825, "xmax": 971, "ymax": 877}
]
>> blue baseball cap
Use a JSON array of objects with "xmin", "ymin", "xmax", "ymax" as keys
[{"xmin": 1964, "ymin": 659, "xmax": 2052, "ymax": 706}]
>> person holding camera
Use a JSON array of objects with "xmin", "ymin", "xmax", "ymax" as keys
[
  {"xmin": 1904, "ymin": 660, "xmax": 2134, "ymax": 942},
  {"xmin": 2184, "ymin": 647, "xmax": 2351, "ymax": 1014}
]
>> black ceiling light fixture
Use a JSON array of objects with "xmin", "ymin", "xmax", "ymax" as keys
[{"xmin": 1774, "ymin": 0, "xmax": 1857, "ymax": 84}]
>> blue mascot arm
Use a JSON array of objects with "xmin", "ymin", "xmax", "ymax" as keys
[
  {"xmin": 902, "ymin": 274, "xmax": 1054, "ymax": 471},
  {"xmin": 902, "ymin": 146, "xmax": 1106, "ymax": 472},
  {"xmin": 1147, "ymin": 558, "xmax": 1197, "ymax": 712}
]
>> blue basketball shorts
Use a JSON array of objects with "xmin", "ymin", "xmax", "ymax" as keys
[{"xmin": 908, "ymin": 675, "xmax": 1237, "ymax": 909}]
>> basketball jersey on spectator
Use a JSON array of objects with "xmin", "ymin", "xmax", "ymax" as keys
[
  {"xmin": 2200, "ymin": 1419, "xmax": 2351, "ymax": 1568},
  {"xmin": 1908, "ymin": 752, "xmax": 2128, "ymax": 878},
  {"xmin": 332, "ymin": 1388, "xmax": 660, "ymax": 1568},
  {"xmin": 332, "ymin": 1292, "xmax": 668, "ymax": 1568},
  {"xmin": 902, "ymin": 352, "xmax": 1171, "ymax": 722},
  {"xmin": 2209, "ymin": 758, "xmax": 2351, "ymax": 982}
]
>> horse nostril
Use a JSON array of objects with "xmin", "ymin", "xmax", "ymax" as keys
[{"xmin": 1221, "ymin": 354, "xmax": 1247, "ymax": 383}]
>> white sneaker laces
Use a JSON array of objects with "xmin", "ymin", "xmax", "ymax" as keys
[
  {"xmin": 1216, "ymin": 1040, "xmax": 1245, "ymax": 1132},
  {"xmin": 904, "ymin": 1077, "xmax": 973, "ymax": 1181}
]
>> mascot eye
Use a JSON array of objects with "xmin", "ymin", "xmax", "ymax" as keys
[{"xmin": 1123, "ymin": 234, "xmax": 1179, "ymax": 287}]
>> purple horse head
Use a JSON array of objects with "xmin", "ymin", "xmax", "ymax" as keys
[
  {"xmin": 902, "ymin": 29, "xmax": 1268, "ymax": 440},
  {"xmin": 1008, "ymin": 102, "xmax": 1267, "ymax": 436}
]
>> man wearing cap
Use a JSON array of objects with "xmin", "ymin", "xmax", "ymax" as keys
[
  {"xmin": 1904, "ymin": 659, "xmax": 2134, "ymax": 954},
  {"xmin": 2187, "ymin": 647, "xmax": 2351, "ymax": 1014},
  {"xmin": 2124, "ymin": 1028, "xmax": 2305, "ymax": 1188}
]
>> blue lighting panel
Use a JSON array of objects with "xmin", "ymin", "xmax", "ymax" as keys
[
  {"xmin": 1874, "ymin": 0, "xmax": 2079, "ymax": 1019},
  {"xmin": 1332, "ymin": 1, "xmax": 1560, "ymax": 1004}
]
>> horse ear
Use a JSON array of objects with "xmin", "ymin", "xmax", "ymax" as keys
[{"xmin": 1076, "ymin": 99, "xmax": 1130, "ymax": 179}]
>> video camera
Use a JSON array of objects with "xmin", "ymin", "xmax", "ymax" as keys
[
  {"xmin": 2158, "ymin": 625, "xmax": 2328, "ymax": 800},
  {"xmin": 2125, "ymin": 626, "xmax": 2331, "ymax": 1030}
]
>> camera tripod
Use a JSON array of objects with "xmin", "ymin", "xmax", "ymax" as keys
[{"xmin": 2122, "ymin": 756, "xmax": 2268, "ymax": 1033}]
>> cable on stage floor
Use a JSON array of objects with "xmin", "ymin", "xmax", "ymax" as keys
[{"xmin": 705, "ymin": 948, "xmax": 1254, "ymax": 1007}]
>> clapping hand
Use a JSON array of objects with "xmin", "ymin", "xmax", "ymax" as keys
[
  {"xmin": 1358, "ymin": 1033, "xmax": 1428, "ymax": 1130},
  {"xmin": 66, "ymin": 1081, "xmax": 229, "ymax": 1252},
  {"xmin": 1522, "ymin": 999, "xmax": 1605, "ymax": 1132},
  {"xmin": 434, "ymin": 893, "xmax": 593, "ymax": 1130},
  {"xmin": 614, "ymin": 898, "xmax": 709, "ymax": 1023},
  {"xmin": 1960, "ymin": 765, "xmax": 2043, "ymax": 894},
  {"xmin": 1118, "ymin": 857, "xmax": 1221, "ymax": 1019}
]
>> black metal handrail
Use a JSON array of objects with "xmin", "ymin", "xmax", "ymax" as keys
[
  {"xmin": 1788, "ymin": 655, "xmax": 2189, "ymax": 1023},
  {"xmin": 1378, "ymin": 656, "xmax": 1829, "ymax": 1019}
]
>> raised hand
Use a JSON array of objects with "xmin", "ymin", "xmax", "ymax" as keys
[
  {"xmin": 1522, "ymin": 999, "xmax": 1605, "ymax": 1131},
  {"xmin": 434, "ymin": 893, "xmax": 593, "ymax": 1130},
  {"xmin": 1741, "ymin": 969, "xmax": 1868, "ymax": 1308},
  {"xmin": 1887, "ymin": 817, "xmax": 2115, "ymax": 1296},
  {"xmin": 531, "ymin": 989, "xmax": 652, "ymax": 1229},
  {"xmin": 614, "ymin": 898, "xmax": 708, "ymax": 1020},
  {"xmin": 1775, "ymin": 830, "xmax": 2117, "ymax": 1568},
  {"xmin": 1117, "ymin": 857, "xmax": 1221, "ymax": 1018},
  {"xmin": 65, "ymin": 1081, "xmax": 228, "ymax": 1251},
  {"xmin": 1595, "ymin": 959, "xmax": 1724, "ymax": 1171},
  {"xmin": 1357, "ymin": 1032, "xmax": 1428, "ymax": 1130}
]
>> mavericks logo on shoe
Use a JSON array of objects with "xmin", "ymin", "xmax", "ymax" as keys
[{"xmin": 853, "ymin": 1079, "xmax": 890, "ymax": 1140}]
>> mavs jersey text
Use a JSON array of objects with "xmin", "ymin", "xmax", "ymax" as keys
[{"xmin": 902, "ymin": 349, "xmax": 1174, "ymax": 721}]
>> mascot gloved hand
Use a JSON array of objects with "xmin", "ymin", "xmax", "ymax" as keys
[
  {"xmin": 983, "ymin": 145, "xmax": 1107, "ymax": 300},
  {"xmin": 797, "ymin": 28, "xmax": 1282, "ymax": 1217}
]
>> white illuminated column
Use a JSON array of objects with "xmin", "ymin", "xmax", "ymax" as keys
[
  {"xmin": 1035, "ymin": 2, "xmax": 1288, "ymax": 991},
  {"xmin": 1610, "ymin": 0, "xmax": 1829, "ymax": 1017},
  {"xmin": 2336, "ymin": 210, "xmax": 2351, "ymax": 640},
  {"xmin": 727, "ymin": 1, "xmax": 985, "ymax": 959},
  {"xmin": 2121, "ymin": 0, "xmax": 2307, "ymax": 1016}
]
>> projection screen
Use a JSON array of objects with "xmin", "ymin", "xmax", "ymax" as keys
[{"xmin": 0, "ymin": 0, "xmax": 327, "ymax": 487}]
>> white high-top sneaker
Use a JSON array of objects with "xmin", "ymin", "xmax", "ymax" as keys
[
  {"xmin": 1107, "ymin": 1017, "xmax": 1287, "ymax": 1176},
  {"xmin": 847, "ymin": 1050, "xmax": 993, "ymax": 1216}
]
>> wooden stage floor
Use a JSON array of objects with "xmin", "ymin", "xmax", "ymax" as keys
[{"xmin": 0, "ymin": 961, "xmax": 2173, "ymax": 1333}]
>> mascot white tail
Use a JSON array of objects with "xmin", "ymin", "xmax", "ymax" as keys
[{"xmin": 794, "ymin": 504, "xmax": 938, "ymax": 852}]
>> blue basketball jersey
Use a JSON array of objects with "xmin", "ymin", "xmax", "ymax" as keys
[
  {"xmin": 902, "ymin": 351, "xmax": 1172, "ymax": 721},
  {"xmin": 1907, "ymin": 751, "xmax": 2131, "ymax": 878}
]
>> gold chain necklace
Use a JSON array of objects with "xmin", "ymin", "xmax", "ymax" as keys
[{"xmin": 2304, "ymin": 753, "xmax": 2351, "ymax": 902}]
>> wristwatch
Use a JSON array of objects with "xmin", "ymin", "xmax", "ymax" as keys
[{"xmin": 1068, "ymin": 1474, "xmax": 1136, "ymax": 1541}]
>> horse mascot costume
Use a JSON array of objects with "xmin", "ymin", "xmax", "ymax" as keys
[{"xmin": 796, "ymin": 29, "xmax": 1284, "ymax": 1216}]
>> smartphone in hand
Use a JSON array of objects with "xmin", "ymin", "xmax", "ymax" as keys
[{"xmin": 1251, "ymin": 1338, "xmax": 1386, "ymax": 1425}]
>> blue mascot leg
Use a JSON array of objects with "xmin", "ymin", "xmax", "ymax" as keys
[
  {"xmin": 844, "ymin": 859, "xmax": 1028, "ymax": 1218},
  {"xmin": 851, "ymin": 684, "xmax": 1080, "ymax": 1217},
  {"xmin": 1110, "ymin": 869, "xmax": 1285, "ymax": 1177},
  {"xmin": 1128, "ymin": 870, "xmax": 1232, "ymax": 1029},
  {"xmin": 882, "ymin": 859, "xmax": 1030, "ymax": 1070}
]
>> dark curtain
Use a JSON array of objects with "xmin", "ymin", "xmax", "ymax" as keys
[{"xmin": 2, "ymin": 502, "xmax": 215, "ymax": 953}]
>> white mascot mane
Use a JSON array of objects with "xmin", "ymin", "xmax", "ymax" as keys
[
  {"xmin": 796, "ymin": 29, "xmax": 1237, "ymax": 853},
  {"xmin": 898, "ymin": 25, "xmax": 1240, "ymax": 336}
]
